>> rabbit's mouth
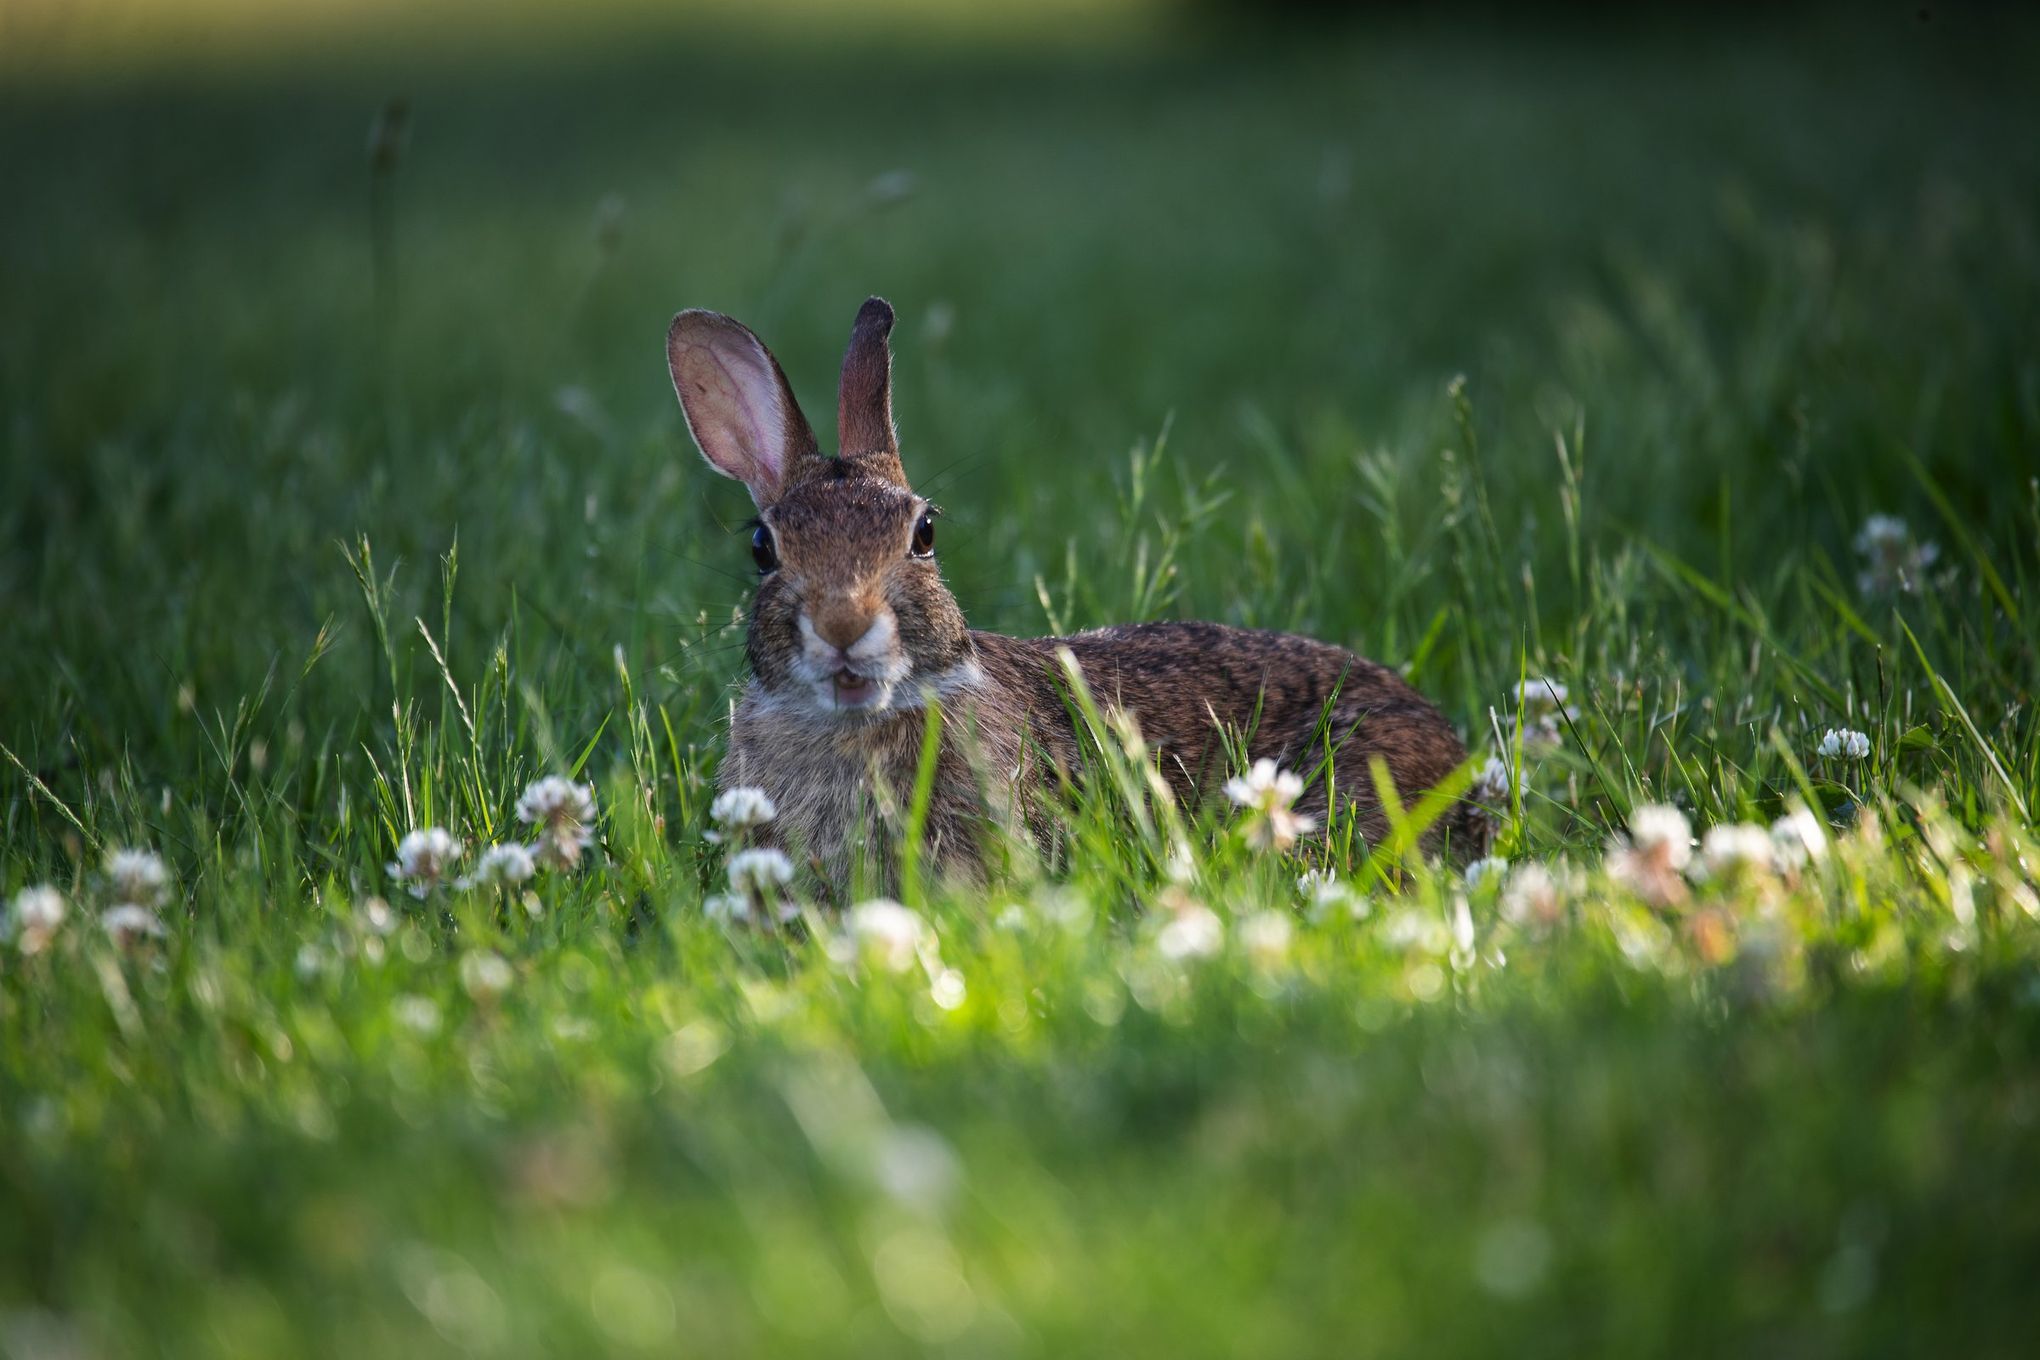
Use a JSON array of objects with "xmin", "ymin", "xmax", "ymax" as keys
[{"xmin": 830, "ymin": 669, "xmax": 878, "ymax": 708}]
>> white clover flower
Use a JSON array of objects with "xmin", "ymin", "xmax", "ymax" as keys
[
  {"xmin": 1513, "ymin": 677, "xmax": 1574, "ymax": 718},
  {"xmin": 1628, "ymin": 805, "xmax": 1694, "ymax": 870},
  {"xmin": 460, "ymin": 951, "xmax": 514, "ymax": 1003},
  {"xmin": 839, "ymin": 899, "xmax": 933, "ymax": 974},
  {"xmin": 708, "ymin": 786, "xmax": 777, "ymax": 842},
  {"xmin": 1238, "ymin": 910, "xmax": 1294, "ymax": 967},
  {"xmin": 1511, "ymin": 677, "xmax": 1579, "ymax": 751},
  {"xmin": 515, "ymin": 776, "xmax": 599, "ymax": 868},
  {"xmin": 392, "ymin": 994, "xmax": 441, "ymax": 1036},
  {"xmin": 1817, "ymin": 728, "xmax": 1871, "ymax": 760},
  {"xmin": 1499, "ymin": 862, "xmax": 1567, "ymax": 932},
  {"xmin": 1770, "ymin": 805, "xmax": 1829, "ymax": 871},
  {"xmin": 463, "ymin": 842, "xmax": 536, "ymax": 890},
  {"xmin": 1382, "ymin": 908, "xmax": 1451, "ymax": 956},
  {"xmin": 1295, "ymin": 868, "xmax": 1352, "ymax": 923},
  {"xmin": 1468, "ymin": 754, "xmax": 1520, "ymax": 835},
  {"xmin": 993, "ymin": 903, "xmax": 1031, "ymax": 932},
  {"xmin": 105, "ymin": 848, "xmax": 170, "ymax": 907},
  {"xmin": 1156, "ymin": 903, "xmax": 1224, "ymax": 962},
  {"xmin": 1464, "ymin": 856, "xmax": 1510, "ymax": 891},
  {"xmin": 727, "ymin": 848, "xmax": 795, "ymax": 895},
  {"xmin": 1855, "ymin": 514, "xmax": 1909, "ymax": 551},
  {"xmin": 387, "ymin": 827, "xmax": 462, "ymax": 899},
  {"xmin": 1698, "ymin": 823, "xmax": 1777, "ymax": 879},
  {"xmin": 7, "ymin": 884, "xmax": 67, "ymax": 955},
  {"xmin": 1853, "ymin": 515, "xmax": 1941, "ymax": 597},
  {"xmin": 1227, "ymin": 757, "xmax": 1303, "ymax": 810},
  {"xmin": 1224, "ymin": 758, "xmax": 1317, "ymax": 852},
  {"xmin": 100, "ymin": 904, "xmax": 166, "ymax": 946},
  {"xmin": 702, "ymin": 892, "xmax": 753, "ymax": 925},
  {"xmin": 1607, "ymin": 804, "xmax": 1693, "ymax": 907}
]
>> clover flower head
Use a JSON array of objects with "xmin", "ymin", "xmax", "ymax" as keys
[
  {"xmin": 709, "ymin": 786, "xmax": 777, "ymax": 838},
  {"xmin": 1469, "ymin": 755, "xmax": 1520, "ymax": 834},
  {"xmin": 1155, "ymin": 895, "xmax": 1224, "ymax": 962},
  {"xmin": 1227, "ymin": 757, "xmax": 1302, "ymax": 811},
  {"xmin": 388, "ymin": 827, "xmax": 462, "ymax": 899},
  {"xmin": 1629, "ymin": 805, "xmax": 1694, "ymax": 869},
  {"xmin": 105, "ymin": 848, "xmax": 170, "ymax": 907},
  {"xmin": 727, "ymin": 847, "xmax": 795, "ymax": 895},
  {"xmin": 1698, "ymin": 822, "xmax": 1777, "ymax": 879},
  {"xmin": 702, "ymin": 892, "xmax": 753, "ymax": 925},
  {"xmin": 1817, "ymin": 728, "xmax": 1871, "ymax": 760},
  {"xmin": 1500, "ymin": 862, "xmax": 1568, "ymax": 932},
  {"xmin": 7, "ymin": 884, "xmax": 68, "ymax": 955},
  {"xmin": 1225, "ymin": 759, "xmax": 1316, "ymax": 851},
  {"xmin": 1238, "ymin": 910, "xmax": 1294, "ymax": 966},
  {"xmin": 1296, "ymin": 867, "xmax": 1343, "ymax": 910},
  {"xmin": 1513, "ymin": 676, "xmax": 1570, "ymax": 714},
  {"xmin": 1770, "ymin": 804, "xmax": 1829, "ymax": 871},
  {"xmin": 100, "ymin": 904, "xmax": 166, "ymax": 947},
  {"xmin": 1608, "ymin": 803, "xmax": 1693, "ymax": 907},
  {"xmin": 1853, "ymin": 515, "xmax": 1941, "ymax": 597},
  {"xmin": 464, "ymin": 842, "xmax": 536, "ymax": 890},
  {"xmin": 840, "ymin": 898, "xmax": 934, "ymax": 974},
  {"xmin": 515, "ymin": 776, "xmax": 599, "ymax": 868},
  {"xmin": 1508, "ymin": 676, "xmax": 1578, "ymax": 751}
]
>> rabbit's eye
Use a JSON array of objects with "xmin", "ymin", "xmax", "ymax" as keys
[
  {"xmin": 910, "ymin": 511, "xmax": 936, "ymax": 558},
  {"xmin": 751, "ymin": 524, "xmax": 779, "ymax": 574}
]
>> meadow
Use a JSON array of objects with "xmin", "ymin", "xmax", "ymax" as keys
[{"xmin": 4, "ymin": 5, "xmax": 2040, "ymax": 1355}]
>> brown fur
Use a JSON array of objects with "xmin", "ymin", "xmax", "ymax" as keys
[{"xmin": 669, "ymin": 298, "xmax": 1486, "ymax": 895}]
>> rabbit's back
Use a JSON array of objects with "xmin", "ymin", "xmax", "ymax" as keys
[{"xmin": 979, "ymin": 621, "xmax": 1474, "ymax": 850}]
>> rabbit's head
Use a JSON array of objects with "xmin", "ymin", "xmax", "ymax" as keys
[{"xmin": 667, "ymin": 298, "xmax": 973, "ymax": 719}]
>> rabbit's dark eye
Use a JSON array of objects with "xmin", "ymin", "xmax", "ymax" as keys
[
  {"xmin": 910, "ymin": 511, "xmax": 936, "ymax": 558},
  {"xmin": 751, "ymin": 524, "xmax": 778, "ymax": 574}
]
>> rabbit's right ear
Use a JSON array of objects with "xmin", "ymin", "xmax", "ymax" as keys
[{"xmin": 666, "ymin": 310, "xmax": 821, "ymax": 507}]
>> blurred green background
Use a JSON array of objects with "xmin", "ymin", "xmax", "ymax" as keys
[{"xmin": 6, "ymin": 0, "xmax": 2036, "ymax": 779}]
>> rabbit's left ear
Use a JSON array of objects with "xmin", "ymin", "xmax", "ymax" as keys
[{"xmin": 837, "ymin": 296, "xmax": 908, "ymax": 484}]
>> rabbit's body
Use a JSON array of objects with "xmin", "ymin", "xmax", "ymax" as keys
[
  {"xmin": 669, "ymin": 298, "xmax": 1483, "ymax": 895},
  {"xmin": 721, "ymin": 621, "xmax": 1474, "ymax": 889}
]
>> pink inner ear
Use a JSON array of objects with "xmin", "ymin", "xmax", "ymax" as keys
[{"xmin": 668, "ymin": 316, "xmax": 793, "ymax": 504}]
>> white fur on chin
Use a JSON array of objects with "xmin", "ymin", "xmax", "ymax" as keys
[{"xmin": 753, "ymin": 658, "xmax": 987, "ymax": 725}]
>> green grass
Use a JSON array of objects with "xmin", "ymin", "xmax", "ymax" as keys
[{"xmin": 5, "ymin": 7, "xmax": 2040, "ymax": 1356}]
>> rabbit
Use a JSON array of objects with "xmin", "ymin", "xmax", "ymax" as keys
[{"xmin": 667, "ymin": 296, "xmax": 1490, "ymax": 895}]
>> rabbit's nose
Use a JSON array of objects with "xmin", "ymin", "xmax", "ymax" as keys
[{"xmin": 811, "ymin": 602, "xmax": 877, "ymax": 654}]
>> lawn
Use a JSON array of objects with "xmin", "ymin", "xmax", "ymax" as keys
[{"xmin": 4, "ymin": 4, "xmax": 2040, "ymax": 1356}]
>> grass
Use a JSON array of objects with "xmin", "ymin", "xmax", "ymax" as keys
[{"xmin": 5, "ymin": 6, "xmax": 2040, "ymax": 1355}]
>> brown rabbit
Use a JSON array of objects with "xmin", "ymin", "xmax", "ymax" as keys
[{"xmin": 668, "ymin": 297, "xmax": 1487, "ymax": 893}]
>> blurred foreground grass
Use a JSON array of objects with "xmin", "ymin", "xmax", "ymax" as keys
[{"xmin": 4, "ymin": 5, "xmax": 2040, "ymax": 1356}]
